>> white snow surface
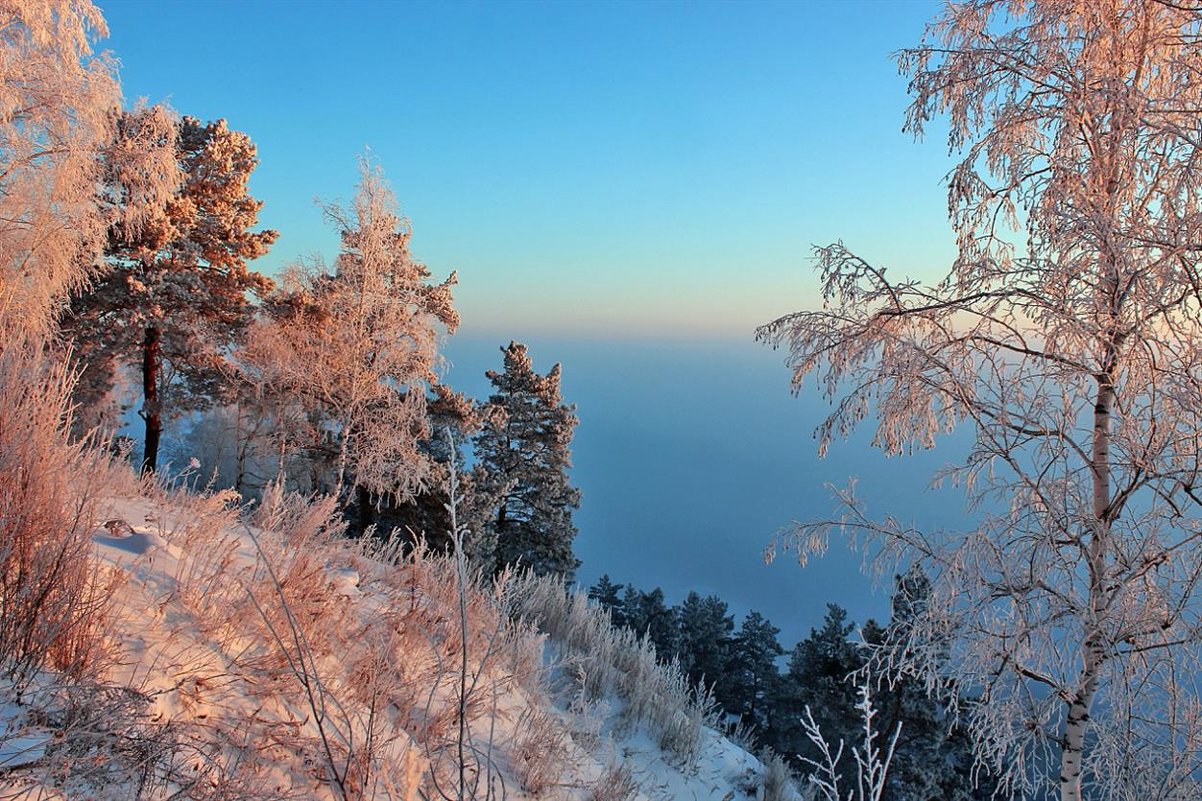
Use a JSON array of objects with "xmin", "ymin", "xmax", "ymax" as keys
[
  {"xmin": 0, "ymin": 487, "xmax": 784, "ymax": 800},
  {"xmin": 0, "ymin": 697, "xmax": 50, "ymax": 772}
]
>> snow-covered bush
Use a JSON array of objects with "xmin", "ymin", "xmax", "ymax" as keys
[
  {"xmin": 0, "ymin": 676, "xmax": 186, "ymax": 798},
  {"xmin": 87, "ymin": 471, "xmax": 561, "ymax": 800},
  {"xmin": 512, "ymin": 706, "xmax": 571, "ymax": 795}
]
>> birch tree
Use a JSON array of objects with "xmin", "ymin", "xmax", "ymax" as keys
[
  {"xmin": 759, "ymin": 2, "xmax": 1202, "ymax": 799},
  {"xmin": 242, "ymin": 161, "xmax": 459, "ymax": 505}
]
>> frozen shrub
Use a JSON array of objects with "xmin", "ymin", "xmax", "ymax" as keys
[{"xmin": 760, "ymin": 748, "xmax": 797, "ymax": 801}]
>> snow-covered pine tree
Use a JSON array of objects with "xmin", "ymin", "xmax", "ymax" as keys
[
  {"xmin": 625, "ymin": 586, "xmax": 677, "ymax": 658},
  {"xmin": 62, "ymin": 104, "xmax": 180, "ymax": 439},
  {"xmin": 473, "ymin": 341, "xmax": 581, "ymax": 580},
  {"xmin": 770, "ymin": 604, "xmax": 861, "ymax": 770},
  {"xmin": 864, "ymin": 571, "xmax": 989, "ymax": 801},
  {"xmin": 63, "ymin": 113, "xmax": 276, "ymax": 472},
  {"xmin": 621, "ymin": 583, "xmax": 641, "ymax": 628}
]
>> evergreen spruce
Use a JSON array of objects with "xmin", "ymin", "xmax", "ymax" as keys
[
  {"xmin": 473, "ymin": 341, "xmax": 581, "ymax": 579},
  {"xmin": 675, "ymin": 591, "xmax": 734, "ymax": 692},
  {"xmin": 868, "ymin": 571, "xmax": 991, "ymax": 801},
  {"xmin": 772, "ymin": 604, "xmax": 862, "ymax": 772},
  {"xmin": 621, "ymin": 584, "xmax": 641, "ymax": 630},
  {"xmin": 587, "ymin": 575, "xmax": 625, "ymax": 628},
  {"xmin": 625, "ymin": 586, "xmax": 677, "ymax": 658},
  {"xmin": 724, "ymin": 610, "xmax": 783, "ymax": 732}
]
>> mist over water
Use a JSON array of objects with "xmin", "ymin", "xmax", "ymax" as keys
[{"xmin": 445, "ymin": 333, "xmax": 971, "ymax": 646}]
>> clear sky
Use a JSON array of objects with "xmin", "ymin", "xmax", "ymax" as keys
[{"xmin": 99, "ymin": 0, "xmax": 957, "ymax": 341}]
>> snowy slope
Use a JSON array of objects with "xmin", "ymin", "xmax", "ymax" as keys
[{"xmin": 1, "ymin": 480, "xmax": 790, "ymax": 800}]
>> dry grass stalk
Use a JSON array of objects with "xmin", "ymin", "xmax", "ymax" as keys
[
  {"xmin": 0, "ymin": 343, "xmax": 120, "ymax": 686},
  {"xmin": 588, "ymin": 761, "xmax": 640, "ymax": 801},
  {"xmin": 509, "ymin": 571, "xmax": 719, "ymax": 768},
  {"xmin": 512, "ymin": 706, "xmax": 570, "ymax": 796}
]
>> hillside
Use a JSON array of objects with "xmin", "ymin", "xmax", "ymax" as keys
[{"xmin": 0, "ymin": 468, "xmax": 791, "ymax": 800}]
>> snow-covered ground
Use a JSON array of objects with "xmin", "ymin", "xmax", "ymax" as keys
[{"xmin": 1, "ymin": 481, "xmax": 795, "ymax": 800}]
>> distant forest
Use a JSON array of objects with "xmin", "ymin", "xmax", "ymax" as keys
[{"xmin": 584, "ymin": 570, "xmax": 992, "ymax": 800}]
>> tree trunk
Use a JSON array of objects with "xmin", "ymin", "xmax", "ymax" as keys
[
  {"xmin": 1060, "ymin": 643, "xmax": 1103, "ymax": 801},
  {"xmin": 494, "ymin": 501, "xmax": 508, "ymax": 571},
  {"xmin": 234, "ymin": 404, "xmax": 248, "ymax": 495},
  {"xmin": 1060, "ymin": 333, "xmax": 1117, "ymax": 801},
  {"xmin": 333, "ymin": 423, "xmax": 351, "ymax": 500},
  {"xmin": 357, "ymin": 483, "xmax": 374, "ymax": 536},
  {"xmin": 140, "ymin": 324, "xmax": 162, "ymax": 475}
]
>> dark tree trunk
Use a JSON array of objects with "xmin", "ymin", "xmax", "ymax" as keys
[
  {"xmin": 234, "ymin": 408, "xmax": 248, "ymax": 495},
  {"xmin": 492, "ymin": 501, "xmax": 511, "ymax": 574},
  {"xmin": 357, "ymin": 484, "xmax": 374, "ymax": 536},
  {"xmin": 141, "ymin": 324, "xmax": 161, "ymax": 475}
]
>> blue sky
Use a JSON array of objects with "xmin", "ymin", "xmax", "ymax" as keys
[{"xmin": 100, "ymin": 0, "xmax": 957, "ymax": 340}]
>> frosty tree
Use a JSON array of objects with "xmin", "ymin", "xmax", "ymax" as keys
[
  {"xmin": 352, "ymin": 383, "xmax": 480, "ymax": 547},
  {"xmin": 773, "ymin": 604, "xmax": 862, "ymax": 770},
  {"xmin": 759, "ymin": 2, "xmax": 1202, "ymax": 799},
  {"xmin": 587, "ymin": 574, "xmax": 625, "ymax": 624},
  {"xmin": 0, "ymin": 0, "xmax": 118, "ymax": 339},
  {"xmin": 63, "ymin": 114, "xmax": 276, "ymax": 472},
  {"xmin": 624, "ymin": 585, "xmax": 676, "ymax": 656},
  {"xmin": 473, "ymin": 341, "xmax": 581, "ymax": 579},
  {"xmin": 242, "ymin": 161, "xmax": 458, "ymax": 504}
]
